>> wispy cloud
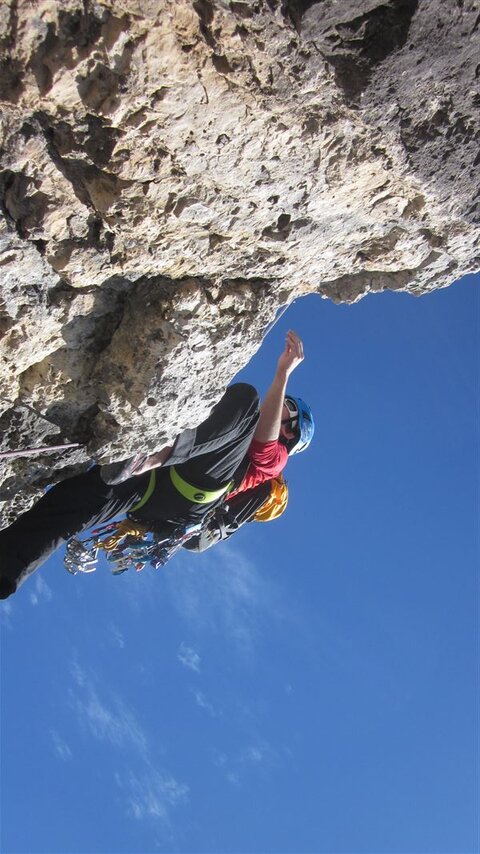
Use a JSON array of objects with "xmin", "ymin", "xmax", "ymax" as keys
[
  {"xmin": 241, "ymin": 737, "xmax": 280, "ymax": 770},
  {"xmin": 244, "ymin": 746, "xmax": 264, "ymax": 764},
  {"xmin": 192, "ymin": 689, "xmax": 217, "ymax": 717},
  {"xmin": 50, "ymin": 729, "xmax": 72, "ymax": 761},
  {"xmin": 108, "ymin": 622, "xmax": 126, "ymax": 648},
  {"xmin": 165, "ymin": 543, "xmax": 285, "ymax": 657},
  {"xmin": 211, "ymin": 738, "xmax": 280, "ymax": 788},
  {"xmin": 0, "ymin": 600, "xmax": 13, "ymax": 629},
  {"xmin": 68, "ymin": 660, "xmax": 188, "ymax": 827},
  {"xmin": 177, "ymin": 642, "xmax": 201, "ymax": 673},
  {"xmin": 115, "ymin": 769, "xmax": 189, "ymax": 821},
  {"xmin": 212, "ymin": 749, "xmax": 228, "ymax": 768},
  {"xmin": 70, "ymin": 660, "xmax": 88, "ymax": 688},
  {"xmin": 69, "ymin": 665, "xmax": 148, "ymax": 758},
  {"xmin": 29, "ymin": 576, "xmax": 53, "ymax": 607}
]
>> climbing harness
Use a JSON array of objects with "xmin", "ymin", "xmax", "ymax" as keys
[
  {"xmin": 169, "ymin": 466, "xmax": 232, "ymax": 504},
  {"xmin": 64, "ymin": 463, "xmax": 233, "ymax": 576},
  {"xmin": 129, "ymin": 470, "xmax": 157, "ymax": 513},
  {"xmin": 64, "ymin": 517, "xmax": 203, "ymax": 576}
]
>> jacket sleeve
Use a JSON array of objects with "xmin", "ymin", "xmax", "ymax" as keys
[{"xmin": 247, "ymin": 439, "xmax": 288, "ymax": 475}]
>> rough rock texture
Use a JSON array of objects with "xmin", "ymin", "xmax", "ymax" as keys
[{"xmin": 0, "ymin": 0, "xmax": 479, "ymax": 524}]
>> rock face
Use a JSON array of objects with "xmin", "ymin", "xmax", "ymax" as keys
[{"xmin": 0, "ymin": 0, "xmax": 479, "ymax": 523}]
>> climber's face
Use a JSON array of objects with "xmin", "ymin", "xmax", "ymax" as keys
[{"xmin": 280, "ymin": 400, "xmax": 298, "ymax": 441}]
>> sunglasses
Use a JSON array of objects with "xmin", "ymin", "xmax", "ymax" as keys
[{"xmin": 282, "ymin": 399, "xmax": 299, "ymax": 435}]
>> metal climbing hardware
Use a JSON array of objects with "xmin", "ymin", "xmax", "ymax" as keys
[
  {"xmin": 64, "ymin": 538, "xmax": 99, "ymax": 575},
  {"xmin": 63, "ymin": 518, "xmax": 203, "ymax": 577}
]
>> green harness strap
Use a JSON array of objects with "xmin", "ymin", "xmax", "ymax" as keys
[
  {"xmin": 130, "ymin": 470, "xmax": 157, "ymax": 513},
  {"xmin": 129, "ymin": 467, "xmax": 232, "ymax": 514},
  {"xmin": 169, "ymin": 466, "xmax": 232, "ymax": 504}
]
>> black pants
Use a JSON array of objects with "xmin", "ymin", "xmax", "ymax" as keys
[{"xmin": 0, "ymin": 384, "xmax": 259, "ymax": 594}]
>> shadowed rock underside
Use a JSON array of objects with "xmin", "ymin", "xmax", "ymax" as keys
[{"xmin": 0, "ymin": 0, "xmax": 478, "ymax": 523}]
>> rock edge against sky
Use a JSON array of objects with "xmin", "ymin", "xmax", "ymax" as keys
[{"xmin": 0, "ymin": 0, "xmax": 478, "ymax": 521}]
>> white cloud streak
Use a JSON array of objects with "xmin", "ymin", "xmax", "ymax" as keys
[
  {"xmin": 192, "ymin": 690, "xmax": 217, "ymax": 717},
  {"xmin": 50, "ymin": 729, "xmax": 73, "ymax": 761},
  {"xmin": 177, "ymin": 642, "xmax": 201, "ymax": 673},
  {"xmin": 69, "ymin": 664, "xmax": 148, "ymax": 757},
  {"xmin": 210, "ymin": 738, "xmax": 280, "ymax": 788},
  {"xmin": 108, "ymin": 622, "xmax": 126, "ymax": 648},
  {"xmin": 165, "ymin": 543, "xmax": 285, "ymax": 657},
  {"xmin": 240, "ymin": 739, "xmax": 278, "ymax": 770},
  {"xmin": 115, "ymin": 770, "xmax": 189, "ymax": 822},
  {"xmin": 29, "ymin": 576, "xmax": 53, "ymax": 607},
  {"xmin": 0, "ymin": 600, "xmax": 13, "ymax": 629},
  {"xmin": 244, "ymin": 746, "xmax": 264, "ymax": 764},
  {"xmin": 68, "ymin": 660, "xmax": 188, "ymax": 827}
]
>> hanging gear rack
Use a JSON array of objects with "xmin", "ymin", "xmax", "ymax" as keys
[{"xmin": 64, "ymin": 518, "xmax": 203, "ymax": 576}]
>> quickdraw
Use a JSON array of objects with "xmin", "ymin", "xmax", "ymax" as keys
[{"xmin": 63, "ymin": 518, "xmax": 203, "ymax": 576}]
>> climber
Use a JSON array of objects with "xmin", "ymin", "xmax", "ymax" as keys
[{"xmin": 0, "ymin": 330, "xmax": 314, "ymax": 599}]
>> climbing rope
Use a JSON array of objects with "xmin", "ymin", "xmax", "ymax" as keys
[
  {"xmin": 262, "ymin": 299, "xmax": 296, "ymax": 339},
  {"xmin": 0, "ymin": 442, "xmax": 83, "ymax": 460}
]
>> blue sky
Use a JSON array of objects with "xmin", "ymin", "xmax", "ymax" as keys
[{"xmin": 0, "ymin": 275, "xmax": 478, "ymax": 854}]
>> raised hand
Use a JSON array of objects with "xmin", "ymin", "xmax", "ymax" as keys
[{"xmin": 277, "ymin": 330, "xmax": 304, "ymax": 378}]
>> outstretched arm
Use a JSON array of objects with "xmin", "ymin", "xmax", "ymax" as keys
[
  {"xmin": 102, "ymin": 331, "xmax": 304, "ymax": 485},
  {"xmin": 253, "ymin": 330, "xmax": 304, "ymax": 443}
]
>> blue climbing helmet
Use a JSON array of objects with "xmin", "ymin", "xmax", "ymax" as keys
[{"xmin": 283, "ymin": 396, "xmax": 315, "ymax": 455}]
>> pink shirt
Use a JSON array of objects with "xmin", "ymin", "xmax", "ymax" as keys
[{"xmin": 227, "ymin": 439, "xmax": 288, "ymax": 499}]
